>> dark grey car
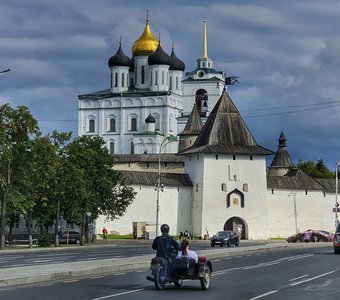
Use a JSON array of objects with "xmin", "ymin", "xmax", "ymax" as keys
[
  {"xmin": 58, "ymin": 231, "xmax": 81, "ymax": 244},
  {"xmin": 210, "ymin": 230, "xmax": 239, "ymax": 247}
]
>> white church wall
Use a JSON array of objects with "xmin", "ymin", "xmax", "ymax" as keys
[
  {"xmin": 182, "ymin": 81, "xmax": 225, "ymax": 116},
  {"xmin": 267, "ymin": 189, "xmax": 336, "ymax": 238}
]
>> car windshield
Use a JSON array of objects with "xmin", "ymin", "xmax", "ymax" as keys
[{"xmin": 216, "ymin": 231, "xmax": 230, "ymax": 237}]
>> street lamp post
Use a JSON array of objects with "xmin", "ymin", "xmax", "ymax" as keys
[
  {"xmin": 155, "ymin": 135, "xmax": 177, "ymax": 237},
  {"xmin": 336, "ymin": 161, "xmax": 340, "ymax": 229}
]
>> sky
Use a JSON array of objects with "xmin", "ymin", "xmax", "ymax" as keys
[{"xmin": 1, "ymin": 0, "xmax": 340, "ymax": 169}]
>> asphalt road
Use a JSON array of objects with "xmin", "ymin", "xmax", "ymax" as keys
[
  {"xmin": 0, "ymin": 239, "xmax": 267, "ymax": 268},
  {"xmin": 0, "ymin": 245, "xmax": 338, "ymax": 300}
]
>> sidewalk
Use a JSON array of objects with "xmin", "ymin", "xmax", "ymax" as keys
[{"xmin": 0, "ymin": 241, "xmax": 328, "ymax": 287}]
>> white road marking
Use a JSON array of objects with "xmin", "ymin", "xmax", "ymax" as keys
[
  {"xmin": 249, "ymin": 290, "xmax": 278, "ymax": 300},
  {"xmin": 5, "ymin": 264, "xmax": 24, "ymax": 268},
  {"xmin": 90, "ymin": 276, "xmax": 105, "ymax": 279},
  {"xmin": 63, "ymin": 279, "xmax": 79, "ymax": 283},
  {"xmin": 31, "ymin": 260, "xmax": 52, "ymax": 263},
  {"xmin": 289, "ymin": 274, "xmax": 309, "ymax": 282},
  {"xmin": 290, "ymin": 270, "xmax": 336, "ymax": 286},
  {"xmin": 212, "ymin": 271, "xmax": 226, "ymax": 276},
  {"xmin": 288, "ymin": 254, "xmax": 313, "ymax": 261},
  {"xmin": 37, "ymin": 283, "xmax": 53, "ymax": 287},
  {"xmin": 91, "ymin": 288, "xmax": 144, "ymax": 300},
  {"xmin": 243, "ymin": 262, "xmax": 280, "ymax": 270},
  {"xmin": 114, "ymin": 272, "xmax": 127, "ymax": 276}
]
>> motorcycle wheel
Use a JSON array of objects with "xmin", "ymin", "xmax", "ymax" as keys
[
  {"xmin": 174, "ymin": 279, "xmax": 183, "ymax": 287},
  {"xmin": 154, "ymin": 265, "xmax": 166, "ymax": 290},
  {"xmin": 200, "ymin": 266, "xmax": 211, "ymax": 290}
]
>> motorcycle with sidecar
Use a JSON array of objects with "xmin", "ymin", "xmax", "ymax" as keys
[{"xmin": 146, "ymin": 255, "xmax": 212, "ymax": 290}]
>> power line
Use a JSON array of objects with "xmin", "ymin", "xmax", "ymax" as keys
[{"xmin": 35, "ymin": 100, "xmax": 340, "ymax": 122}]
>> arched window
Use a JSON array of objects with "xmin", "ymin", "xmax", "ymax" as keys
[
  {"xmin": 122, "ymin": 73, "xmax": 125, "ymax": 87},
  {"xmin": 169, "ymin": 76, "xmax": 172, "ymax": 90},
  {"xmin": 141, "ymin": 66, "xmax": 145, "ymax": 84},
  {"xmin": 195, "ymin": 89, "xmax": 208, "ymax": 116},
  {"xmin": 89, "ymin": 119, "xmax": 95, "ymax": 132},
  {"xmin": 109, "ymin": 118, "xmax": 116, "ymax": 132},
  {"xmin": 109, "ymin": 142, "xmax": 114, "ymax": 155},
  {"xmin": 131, "ymin": 118, "xmax": 137, "ymax": 131},
  {"xmin": 114, "ymin": 72, "xmax": 118, "ymax": 87},
  {"xmin": 162, "ymin": 71, "xmax": 164, "ymax": 84}
]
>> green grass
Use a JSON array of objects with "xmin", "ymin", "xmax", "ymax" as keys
[{"xmin": 99, "ymin": 234, "xmax": 133, "ymax": 239}]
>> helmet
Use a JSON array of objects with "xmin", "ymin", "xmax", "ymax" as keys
[{"xmin": 160, "ymin": 224, "xmax": 170, "ymax": 234}]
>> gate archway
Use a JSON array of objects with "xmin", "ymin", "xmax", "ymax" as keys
[{"xmin": 224, "ymin": 217, "xmax": 247, "ymax": 240}]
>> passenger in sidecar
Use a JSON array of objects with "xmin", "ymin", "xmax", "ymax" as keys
[{"xmin": 171, "ymin": 256, "xmax": 198, "ymax": 278}]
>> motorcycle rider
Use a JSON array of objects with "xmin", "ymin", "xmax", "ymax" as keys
[
  {"xmin": 147, "ymin": 224, "xmax": 180, "ymax": 282},
  {"xmin": 152, "ymin": 224, "xmax": 180, "ymax": 259}
]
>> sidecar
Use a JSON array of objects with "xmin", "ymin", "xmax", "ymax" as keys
[{"xmin": 147, "ymin": 256, "xmax": 212, "ymax": 290}]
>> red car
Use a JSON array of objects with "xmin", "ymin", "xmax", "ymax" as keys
[{"xmin": 333, "ymin": 225, "xmax": 340, "ymax": 254}]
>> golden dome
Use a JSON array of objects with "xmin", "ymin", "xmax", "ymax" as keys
[{"xmin": 131, "ymin": 17, "xmax": 159, "ymax": 56}]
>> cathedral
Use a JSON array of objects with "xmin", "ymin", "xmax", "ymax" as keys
[{"xmin": 78, "ymin": 15, "xmax": 337, "ymax": 240}]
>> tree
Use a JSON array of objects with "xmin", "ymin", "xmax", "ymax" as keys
[
  {"xmin": 295, "ymin": 159, "xmax": 335, "ymax": 179},
  {"xmin": 62, "ymin": 135, "xmax": 135, "ymax": 245},
  {"xmin": 0, "ymin": 104, "xmax": 39, "ymax": 249},
  {"xmin": 16, "ymin": 131, "xmax": 72, "ymax": 247},
  {"xmin": 45, "ymin": 130, "xmax": 72, "ymax": 247}
]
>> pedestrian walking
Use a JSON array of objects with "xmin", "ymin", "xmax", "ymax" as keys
[{"xmin": 102, "ymin": 227, "xmax": 108, "ymax": 241}]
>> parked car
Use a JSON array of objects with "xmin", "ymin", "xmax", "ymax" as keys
[
  {"xmin": 287, "ymin": 229, "xmax": 335, "ymax": 243},
  {"xmin": 333, "ymin": 224, "xmax": 340, "ymax": 254},
  {"xmin": 210, "ymin": 230, "xmax": 239, "ymax": 247},
  {"xmin": 58, "ymin": 231, "xmax": 81, "ymax": 244}
]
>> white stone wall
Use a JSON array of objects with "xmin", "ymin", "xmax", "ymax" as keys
[
  {"xmin": 95, "ymin": 184, "xmax": 192, "ymax": 237},
  {"xmin": 184, "ymin": 153, "xmax": 269, "ymax": 239},
  {"xmin": 266, "ymin": 188, "xmax": 336, "ymax": 238},
  {"xmin": 183, "ymin": 155, "xmax": 205, "ymax": 237}
]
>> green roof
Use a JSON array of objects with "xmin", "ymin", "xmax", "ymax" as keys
[{"xmin": 78, "ymin": 88, "xmax": 169, "ymax": 100}]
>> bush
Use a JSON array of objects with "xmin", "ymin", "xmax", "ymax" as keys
[{"xmin": 38, "ymin": 233, "xmax": 53, "ymax": 247}]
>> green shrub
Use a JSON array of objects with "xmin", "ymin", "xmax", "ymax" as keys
[{"xmin": 38, "ymin": 233, "xmax": 53, "ymax": 247}]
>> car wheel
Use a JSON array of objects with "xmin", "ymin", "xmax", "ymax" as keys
[
  {"xmin": 210, "ymin": 243, "xmax": 214, "ymax": 247},
  {"xmin": 235, "ymin": 240, "xmax": 239, "ymax": 247},
  {"xmin": 334, "ymin": 248, "xmax": 340, "ymax": 254},
  {"xmin": 220, "ymin": 242, "xmax": 224, "ymax": 247},
  {"xmin": 226, "ymin": 241, "xmax": 230, "ymax": 247},
  {"xmin": 75, "ymin": 239, "xmax": 81, "ymax": 245}
]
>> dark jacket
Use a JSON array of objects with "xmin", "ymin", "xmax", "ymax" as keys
[{"xmin": 152, "ymin": 234, "xmax": 180, "ymax": 259}]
